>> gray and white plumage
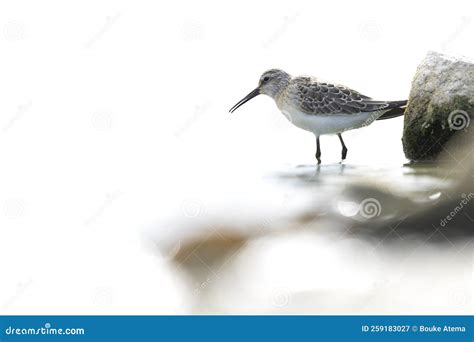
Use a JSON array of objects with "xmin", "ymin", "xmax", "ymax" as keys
[
  {"xmin": 288, "ymin": 76, "xmax": 404, "ymax": 115},
  {"xmin": 258, "ymin": 69, "xmax": 405, "ymax": 115},
  {"xmin": 229, "ymin": 69, "xmax": 407, "ymax": 163}
]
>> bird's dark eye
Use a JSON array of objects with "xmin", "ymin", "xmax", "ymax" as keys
[{"xmin": 263, "ymin": 76, "xmax": 270, "ymax": 82}]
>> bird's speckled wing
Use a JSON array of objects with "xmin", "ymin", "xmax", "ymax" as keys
[{"xmin": 284, "ymin": 77, "xmax": 393, "ymax": 115}]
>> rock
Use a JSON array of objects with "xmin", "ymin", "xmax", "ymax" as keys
[{"xmin": 402, "ymin": 51, "xmax": 474, "ymax": 161}]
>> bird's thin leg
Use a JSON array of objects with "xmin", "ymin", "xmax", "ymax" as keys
[
  {"xmin": 315, "ymin": 135, "xmax": 321, "ymax": 164},
  {"xmin": 338, "ymin": 133, "xmax": 348, "ymax": 161}
]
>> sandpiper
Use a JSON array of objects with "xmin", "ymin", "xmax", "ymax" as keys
[{"xmin": 229, "ymin": 69, "xmax": 407, "ymax": 164}]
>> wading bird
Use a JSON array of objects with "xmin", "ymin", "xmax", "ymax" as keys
[{"xmin": 230, "ymin": 69, "xmax": 406, "ymax": 164}]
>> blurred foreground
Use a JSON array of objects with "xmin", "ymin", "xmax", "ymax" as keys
[
  {"xmin": 1, "ymin": 134, "xmax": 472, "ymax": 315},
  {"xmin": 149, "ymin": 134, "xmax": 474, "ymax": 314}
]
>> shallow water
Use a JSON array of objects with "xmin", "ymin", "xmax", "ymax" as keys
[
  {"xmin": 151, "ymin": 157, "xmax": 473, "ymax": 314},
  {"xmin": 3, "ymin": 130, "xmax": 470, "ymax": 315}
]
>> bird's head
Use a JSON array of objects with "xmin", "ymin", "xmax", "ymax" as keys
[{"xmin": 229, "ymin": 69, "xmax": 290, "ymax": 113}]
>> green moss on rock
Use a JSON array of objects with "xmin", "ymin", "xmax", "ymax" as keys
[
  {"xmin": 403, "ymin": 96, "xmax": 473, "ymax": 160},
  {"xmin": 402, "ymin": 52, "xmax": 474, "ymax": 161}
]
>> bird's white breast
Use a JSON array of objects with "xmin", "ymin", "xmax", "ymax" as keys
[{"xmin": 280, "ymin": 109, "xmax": 384, "ymax": 136}]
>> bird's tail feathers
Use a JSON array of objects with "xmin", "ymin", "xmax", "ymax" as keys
[{"xmin": 377, "ymin": 100, "xmax": 407, "ymax": 120}]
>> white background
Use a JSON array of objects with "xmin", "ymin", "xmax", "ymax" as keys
[{"xmin": 0, "ymin": 0, "xmax": 472, "ymax": 313}]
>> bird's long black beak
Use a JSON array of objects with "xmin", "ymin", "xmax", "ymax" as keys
[{"xmin": 229, "ymin": 88, "xmax": 260, "ymax": 113}]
